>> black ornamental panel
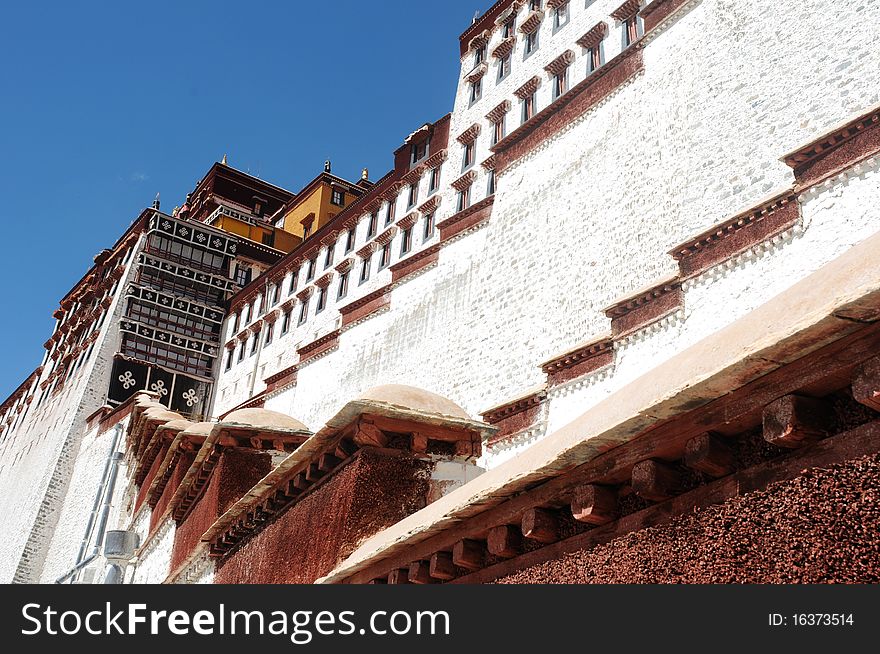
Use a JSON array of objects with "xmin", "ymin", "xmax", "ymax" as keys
[
  {"xmin": 170, "ymin": 376, "xmax": 209, "ymax": 415},
  {"xmin": 108, "ymin": 359, "xmax": 149, "ymax": 406}
]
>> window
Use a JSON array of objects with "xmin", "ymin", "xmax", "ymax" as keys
[
  {"xmin": 525, "ymin": 30, "xmax": 538, "ymax": 56},
  {"xmin": 231, "ymin": 312, "xmax": 240, "ymax": 333},
  {"xmin": 385, "ymin": 198, "xmax": 396, "ymax": 225},
  {"xmin": 303, "ymin": 222, "xmax": 313, "ymax": 239},
  {"xmin": 298, "ymin": 298, "xmax": 309, "ymax": 325},
  {"xmin": 345, "ymin": 227, "xmax": 356, "ymax": 253},
  {"xmin": 288, "ymin": 269, "xmax": 299, "ymax": 295},
  {"xmin": 401, "ymin": 227, "xmax": 413, "ymax": 256},
  {"xmin": 264, "ymin": 323, "xmax": 273, "ymax": 345},
  {"xmin": 487, "ymin": 169, "xmax": 497, "ymax": 196},
  {"xmin": 316, "ymin": 287, "xmax": 327, "ymax": 313},
  {"xmin": 474, "ymin": 45, "xmax": 485, "ymax": 66},
  {"xmin": 337, "ymin": 270, "xmax": 350, "ymax": 300},
  {"xmin": 242, "ymin": 303, "xmax": 251, "ymax": 325},
  {"xmin": 225, "ymin": 349, "xmax": 233, "ymax": 371},
  {"xmin": 359, "ymin": 255, "xmax": 371, "ymax": 284},
  {"xmin": 306, "ymin": 257, "xmax": 316, "ymax": 281},
  {"xmin": 429, "ymin": 167, "xmax": 441, "ymax": 193},
  {"xmin": 492, "ymin": 117, "xmax": 505, "ymax": 145},
  {"xmin": 379, "ymin": 242, "xmax": 391, "ymax": 269},
  {"xmin": 522, "ymin": 93, "xmax": 536, "ymax": 123},
  {"xmin": 249, "ymin": 333, "xmax": 258, "ymax": 356},
  {"xmin": 324, "ymin": 245, "xmax": 334, "ymax": 269},
  {"xmin": 457, "ymin": 184, "xmax": 472, "ymax": 212},
  {"xmin": 624, "ymin": 15, "xmax": 642, "ymax": 47},
  {"xmin": 469, "ymin": 78, "xmax": 482, "ymax": 104},
  {"xmin": 411, "ymin": 141, "xmax": 428, "ymax": 164},
  {"xmin": 462, "ymin": 141, "xmax": 475, "ymax": 171},
  {"xmin": 407, "ymin": 182, "xmax": 419, "ymax": 208},
  {"xmin": 553, "ymin": 3, "xmax": 569, "ymax": 31},
  {"xmin": 368, "ymin": 211, "xmax": 379, "ymax": 237},
  {"xmin": 237, "ymin": 343, "xmax": 245, "ymax": 363},
  {"xmin": 553, "ymin": 68, "xmax": 568, "ymax": 99},
  {"xmin": 588, "ymin": 42, "xmax": 603, "ymax": 73},
  {"xmin": 423, "ymin": 212, "xmax": 435, "ymax": 241},
  {"xmin": 331, "ymin": 189, "xmax": 346, "ymax": 207},
  {"xmin": 270, "ymin": 284, "xmax": 280, "ymax": 306},
  {"xmin": 529, "ymin": 0, "xmax": 541, "ymax": 9},
  {"xmin": 281, "ymin": 310, "xmax": 291, "ymax": 335},
  {"xmin": 498, "ymin": 54, "xmax": 512, "ymax": 82},
  {"xmin": 502, "ymin": 18, "xmax": 515, "ymax": 39},
  {"xmin": 234, "ymin": 264, "xmax": 252, "ymax": 287}
]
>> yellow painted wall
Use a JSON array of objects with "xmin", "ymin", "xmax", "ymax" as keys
[
  {"xmin": 214, "ymin": 216, "xmax": 301, "ymax": 254},
  {"xmin": 280, "ymin": 182, "xmax": 348, "ymax": 241}
]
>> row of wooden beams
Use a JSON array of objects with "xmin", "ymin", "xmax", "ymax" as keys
[{"xmin": 359, "ymin": 352, "xmax": 880, "ymax": 583}]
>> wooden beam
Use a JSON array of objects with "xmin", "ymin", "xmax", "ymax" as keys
[
  {"xmin": 319, "ymin": 453, "xmax": 342, "ymax": 473},
  {"xmin": 408, "ymin": 560, "xmax": 436, "ymax": 584},
  {"xmin": 487, "ymin": 525, "xmax": 521, "ymax": 558},
  {"xmin": 354, "ymin": 421, "xmax": 389, "ymax": 448},
  {"xmin": 632, "ymin": 459, "xmax": 681, "ymax": 502},
  {"xmin": 292, "ymin": 472, "xmax": 309, "ymax": 491},
  {"xmin": 387, "ymin": 569, "xmax": 410, "ymax": 584},
  {"xmin": 763, "ymin": 394, "xmax": 834, "ymax": 448},
  {"xmin": 571, "ymin": 484, "xmax": 617, "ymax": 525},
  {"xmin": 521, "ymin": 508, "xmax": 559, "ymax": 543},
  {"xmin": 306, "ymin": 462, "xmax": 326, "ymax": 483},
  {"xmin": 340, "ymin": 324, "xmax": 880, "ymax": 584},
  {"xmin": 684, "ymin": 433, "xmax": 735, "ymax": 478},
  {"xmin": 852, "ymin": 357, "xmax": 880, "ymax": 412},
  {"xmin": 451, "ymin": 419, "xmax": 880, "ymax": 584},
  {"xmin": 429, "ymin": 552, "xmax": 457, "ymax": 581},
  {"xmin": 411, "ymin": 433, "xmax": 429, "ymax": 454},
  {"xmin": 452, "ymin": 539, "xmax": 486, "ymax": 571}
]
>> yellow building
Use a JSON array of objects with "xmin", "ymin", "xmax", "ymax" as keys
[{"xmin": 276, "ymin": 164, "xmax": 371, "ymax": 241}]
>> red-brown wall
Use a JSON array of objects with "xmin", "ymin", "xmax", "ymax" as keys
[{"xmin": 215, "ymin": 451, "xmax": 431, "ymax": 584}]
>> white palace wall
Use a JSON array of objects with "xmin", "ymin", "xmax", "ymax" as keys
[{"xmin": 219, "ymin": 0, "xmax": 880, "ymax": 470}]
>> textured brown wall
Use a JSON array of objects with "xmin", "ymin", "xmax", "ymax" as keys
[
  {"xmin": 496, "ymin": 453, "xmax": 880, "ymax": 584},
  {"xmin": 149, "ymin": 451, "xmax": 194, "ymax": 533},
  {"xmin": 171, "ymin": 449, "xmax": 271, "ymax": 573},
  {"xmin": 215, "ymin": 451, "xmax": 431, "ymax": 584}
]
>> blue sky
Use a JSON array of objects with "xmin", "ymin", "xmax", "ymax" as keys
[{"xmin": 0, "ymin": 0, "xmax": 489, "ymax": 399}]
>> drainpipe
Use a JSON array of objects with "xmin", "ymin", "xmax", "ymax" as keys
[
  {"xmin": 74, "ymin": 424, "xmax": 123, "ymax": 567},
  {"xmin": 56, "ymin": 423, "xmax": 123, "ymax": 583}
]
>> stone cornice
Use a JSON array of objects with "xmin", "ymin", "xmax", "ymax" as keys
[
  {"xmin": 576, "ymin": 22, "xmax": 608, "ymax": 49},
  {"xmin": 611, "ymin": 0, "xmax": 641, "ymax": 21},
  {"xmin": 451, "ymin": 170, "xmax": 477, "ymax": 192},
  {"xmin": 670, "ymin": 192, "xmax": 800, "ymax": 279},
  {"xmin": 544, "ymin": 50, "xmax": 574, "ymax": 76},
  {"xmin": 486, "ymin": 100, "xmax": 512, "ymax": 124},
  {"xmin": 418, "ymin": 196, "xmax": 442, "ymax": 216},
  {"xmin": 457, "ymin": 123, "xmax": 482, "ymax": 145},
  {"xmin": 514, "ymin": 76, "xmax": 541, "ymax": 99}
]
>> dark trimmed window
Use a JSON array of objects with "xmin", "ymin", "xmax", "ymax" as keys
[
  {"xmin": 345, "ymin": 227, "xmax": 356, "ymax": 253},
  {"xmin": 281, "ymin": 310, "xmax": 291, "ymax": 335},
  {"xmin": 298, "ymin": 298, "xmax": 309, "ymax": 325},
  {"xmin": 379, "ymin": 242, "xmax": 391, "ymax": 269},
  {"xmin": 331, "ymin": 189, "xmax": 346, "ymax": 207},
  {"xmin": 429, "ymin": 167, "xmax": 441, "ymax": 193},
  {"xmin": 463, "ymin": 141, "xmax": 475, "ymax": 171},
  {"xmin": 423, "ymin": 212, "xmax": 435, "ymax": 241},
  {"xmin": 337, "ymin": 270, "xmax": 350, "ymax": 300},
  {"xmin": 324, "ymin": 244, "xmax": 334, "ymax": 269},
  {"xmin": 368, "ymin": 211, "xmax": 379, "ymax": 237},
  {"xmin": 306, "ymin": 256, "xmax": 316, "ymax": 281},
  {"xmin": 385, "ymin": 198, "xmax": 396, "ymax": 225},
  {"xmin": 457, "ymin": 185, "xmax": 472, "ymax": 212},
  {"xmin": 359, "ymin": 255, "xmax": 371, "ymax": 284},
  {"xmin": 408, "ymin": 182, "xmax": 418, "ymax": 208},
  {"xmin": 400, "ymin": 227, "xmax": 413, "ymax": 256},
  {"xmin": 316, "ymin": 287, "xmax": 327, "ymax": 313},
  {"xmin": 522, "ymin": 93, "xmax": 536, "ymax": 123}
]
